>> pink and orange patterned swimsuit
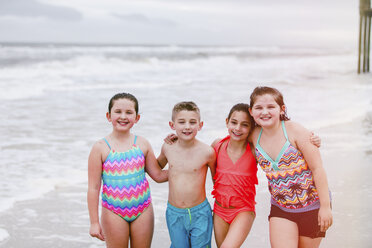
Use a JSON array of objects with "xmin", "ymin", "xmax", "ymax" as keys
[
  {"xmin": 212, "ymin": 136, "xmax": 258, "ymax": 224},
  {"xmin": 102, "ymin": 136, "xmax": 152, "ymax": 222},
  {"xmin": 255, "ymin": 121, "xmax": 320, "ymax": 213}
]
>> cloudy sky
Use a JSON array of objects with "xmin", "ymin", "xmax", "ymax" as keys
[{"xmin": 0, "ymin": 0, "xmax": 358, "ymax": 47}]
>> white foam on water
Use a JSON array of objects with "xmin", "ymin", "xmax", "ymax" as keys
[
  {"xmin": 0, "ymin": 44, "xmax": 370, "ymax": 219},
  {"xmin": 0, "ymin": 229, "xmax": 9, "ymax": 243}
]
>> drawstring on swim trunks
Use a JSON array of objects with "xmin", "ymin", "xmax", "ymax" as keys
[{"xmin": 187, "ymin": 208, "xmax": 191, "ymax": 223}]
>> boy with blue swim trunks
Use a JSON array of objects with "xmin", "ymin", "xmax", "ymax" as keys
[{"xmin": 158, "ymin": 101, "xmax": 216, "ymax": 248}]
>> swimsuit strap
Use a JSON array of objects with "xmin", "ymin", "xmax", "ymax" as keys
[
  {"xmin": 103, "ymin": 138, "xmax": 112, "ymax": 150},
  {"xmin": 214, "ymin": 136, "xmax": 230, "ymax": 157},
  {"xmin": 257, "ymin": 121, "xmax": 288, "ymax": 146},
  {"xmin": 281, "ymin": 120, "xmax": 289, "ymax": 141},
  {"xmin": 134, "ymin": 135, "xmax": 137, "ymax": 145},
  {"xmin": 256, "ymin": 128, "xmax": 263, "ymax": 147}
]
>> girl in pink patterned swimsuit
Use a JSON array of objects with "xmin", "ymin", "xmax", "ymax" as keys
[
  {"xmin": 87, "ymin": 93, "xmax": 168, "ymax": 248},
  {"xmin": 249, "ymin": 86, "xmax": 332, "ymax": 248}
]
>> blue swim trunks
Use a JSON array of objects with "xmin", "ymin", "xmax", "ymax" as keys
[{"xmin": 166, "ymin": 198, "xmax": 213, "ymax": 248}]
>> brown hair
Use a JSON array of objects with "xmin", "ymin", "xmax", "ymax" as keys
[
  {"xmin": 172, "ymin": 101, "xmax": 200, "ymax": 120},
  {"xmin": 227, "ymin": 103, "xmax": 255, "ymax": 134},
  {"xmin": 249, "ymin": 86, "xmax": 290, "ymax": 121},
  {"xmin": 108, "ymin": 93, "xmax": 138, "ymax": 114}
]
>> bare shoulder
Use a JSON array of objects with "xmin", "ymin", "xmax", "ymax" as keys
[
  {"xmin": 161, "ymin": 140, "xmax": 172, "ymax": 150},
  {"xmin": 285, "ymin": 121, "xmax": 312, "ymax": 145},
  {"xmin": 134, "ymin": 135, "xmax": 151, "ymax": 153},
  {"xmin": 89, "ymin": 138, "xmax": 109, "ymax": 163},
  {"xmin": 211, "ymin": 138, "xmax": 222, "ymax": 148},
  {"xmin": 197, "ymin": 140, "xmax": 215, "ymax": 157},
  {"xmin": 135, "ymin": 135, "xmax": 149, "ymax": 145},
  {"xmin": 160, "ymin": 140, "xmax": 173, "ymax": 155},
  {"xmin": 248, "ymin": 126, "xmax": 261, "ymax": 145},
  {"xmin": 285, "ymin": 121, "xmax": 310, "ymax": 136},
  {"xmin": 92, "ymin": 138, "xmax": 107, "ymax": 152}
]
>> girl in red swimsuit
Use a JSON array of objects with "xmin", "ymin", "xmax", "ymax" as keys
[{"xmin": 211, "ymin": 103, "xmax": 257, "ymax": 248}]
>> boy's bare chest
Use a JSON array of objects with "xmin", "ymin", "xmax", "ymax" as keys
[{"xmin": 166, "ymin": 149, "xmax": 206, "ymax": 172}]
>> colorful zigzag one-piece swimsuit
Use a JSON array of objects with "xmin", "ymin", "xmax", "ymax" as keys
[
  {"xmin": 102, "ymin": 136, "xmax": 151, "ymax": 222},
  {"xmin": 255, "ymin": 121, "xmax": 320, "ymax": 213}
]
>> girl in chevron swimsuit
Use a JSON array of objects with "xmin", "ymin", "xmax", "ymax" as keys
[
  {"xmin": 87, "ymin": 93, "xmax": 168, "ymax": 248},
  {"xmin": 249, "ymin": 86, "xmax": 332, "ymax": 248}
]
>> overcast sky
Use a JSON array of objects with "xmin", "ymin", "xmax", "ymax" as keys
[{"xmin": 0, "ymin": 0, "xmax": 359, "ymax": 47}]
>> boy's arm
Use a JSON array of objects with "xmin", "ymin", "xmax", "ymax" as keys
[
  {"xmin": 157, "ymin": 143, "xmax": 169, "ymax": 169},
  {"xmin": 87, "ymin": 141, "xmax": 105, "ymax": 241},
  {"xmin": 292, "ymin": 122, "xmax": 332, "ymax": 232},
  {"xmin": 142, "ymin": 138, "xmax": 168, "ymax": 183},
  {"xmin": 207, "ymin": 147, "xmax": 216, "ymax": 181}
]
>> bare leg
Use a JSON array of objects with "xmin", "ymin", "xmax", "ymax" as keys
[
  {"xmin": 130, "ymin": 203, "xmax": 155, "ymax": 248},
  {"xmin": 213, "ymin": 214, "xmax": 230, "ymax": 247},
  {"xmin": 101, "ymin": 207, "xmax": 130, "ymax": 248},
  {"xmin": 270, "ymin": 217, "xmax": 298, "ymax": 248},
  {"xmin": 298, "ymin": 236, "xmax": 322, "ymax": 248},
  {"xmin": 220, "ymin": 211, "xmax": 255, "ymax": 248}
]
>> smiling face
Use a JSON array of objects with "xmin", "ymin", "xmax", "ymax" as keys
[
  {"xmin": 249, "ymin": 93, "xmax": 285, "ymax": 128},
  {"xmin": 106, "ymin": 98, "xmax": 139, "ymax": 132},
  {"xmin": 170, "ymin": 110, "xmax": 202, "ymax": 141},
  {"xmin": 226, "ymin": 111, "xmax": 251, "ymax": 141}
]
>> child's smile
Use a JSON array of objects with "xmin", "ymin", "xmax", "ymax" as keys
[
  {"xmin": 250, "ymin": 94, "xmax": 283, "ymax": 127},
  {"xmin": 226, "ymin": 111, "xmax": 250, "ymax": 141},
  {"xmin": 107, "ymin": 98, "xmax": 139, "ymax": 131},
  {"xmin": 170, "ymin": 110, "xmax": 203, "ymax": 141}
]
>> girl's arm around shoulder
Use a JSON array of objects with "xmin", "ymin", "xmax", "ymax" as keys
[
  {"xmin": 288, "ymin": 121, "xmax": 333, "ymax": 232},
  {"xmin": 137, "ymin": 136, "xmax": 168, "ymax": 183},
  {"xmin": 87, "ymin": 140, "xmax": 106, "ymax": 241}
]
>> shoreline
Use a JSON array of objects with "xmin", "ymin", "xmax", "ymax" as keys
[{"xmin": 1, "ymin": 119, "xmax": 371, "ymax": 247}]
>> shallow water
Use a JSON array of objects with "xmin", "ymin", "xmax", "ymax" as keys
[{"xmin": 0, "ymin": 43, "xmax": 371, "ymax": 247}]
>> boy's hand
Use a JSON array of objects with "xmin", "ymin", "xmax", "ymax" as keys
[
  {"xmin": 310, "ymin": 132, "xmax": 321, "ymax": 148},
  {"xmin": 89, "ymin": 222, "xmax": 105, "ymax": 241},
  {"xmin": 164, "ymin": 133, "xmax": 178, "ymax": 144}
]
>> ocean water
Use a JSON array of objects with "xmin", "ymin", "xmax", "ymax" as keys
[{"xmin": 0, "ymin": 43, "xmax": 371, "ymax": 247}]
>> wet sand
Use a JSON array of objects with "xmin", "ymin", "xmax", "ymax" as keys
[{"xmin": 1, "ymin": 118, "xmax": 371, "ymax": 248}]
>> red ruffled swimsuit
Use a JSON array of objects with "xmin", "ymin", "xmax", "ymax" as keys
[{"xmin": 212, "ymin": 136, "xmax": 258, "ymax": 223}]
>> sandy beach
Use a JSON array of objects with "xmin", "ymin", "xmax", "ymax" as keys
[
  {"xmin": 1, "ymin": 117, "xmax": 372, "ymax": 247},
  {"xmin": 0, "ymin": 1, "xmax": 365, "ymax": 246},
  {"xmin": 0, "ymin": 43, "xmax": 371, "ymax": 247}
]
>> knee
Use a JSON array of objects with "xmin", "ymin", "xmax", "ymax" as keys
[
  {"xmin": 220, "ymin": 240, "xmax": 238, "ymax": 248},
  {"xmin": 220, "ymin": 243, "xmax": 234, "ymax": 248}
]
